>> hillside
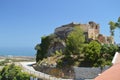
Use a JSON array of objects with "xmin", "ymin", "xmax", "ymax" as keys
[
  {"xmin": 34, "ymin": 21, "xmax": 119, "ymax": 78},
  {"xmin": 35, "ymin": 21, "xmax": 114, "ymax": 61}
]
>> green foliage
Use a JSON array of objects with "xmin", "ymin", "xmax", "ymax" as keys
[
  {"xmin": 35, "ymin": 36, "xmax": 51, "ymax": 62},
  {"xmin": 35, "ymin": 21, "xmax": 119, "ymax": 68},
  {"xmin": 82, "ymin": 42, "xmax": 119, "ymax": 67},
  {"xmin": 109, "ymin": 17, "xmax": 120, "ymax": 38},
  {"xmin": 66, "ymin": 27, "xmax": 85, "ymax": 55},
  {"xmin": 101, "ymin": 44, "xmax": 118, "ymax": 60},
  {"xmin": 56, "ymin": 27, "xmax": 85, "ymax": 67},
  {"xmin": 55, "ymin": 50, "xmax": 63, "ymax": 56},
  {"xmin": 82, "ymin": 41, "xmax": 101, "ymax": 66},
  {"xmin": 85, "ymin": 41, "xmax": 101, "ymax": 61},
  {"xmin": 109, "ymin": 21, "xmax": 116, "ymax": 36},
  {"xmin": 57, "ymin": 56, "xmax": 74, "ymax": 68},
  {"xmin": 0, "ymin": 64, "xmax": 33, "ymax": 80},
  {"xmin": 0, "ymin": 59, "xmax": 9, "ymax": 66},
  {"xmin": 35, "ymin": 34, "xmax": 57, "ymax": 62},
  {"xmin": 94, "ymin": 58, "xmax": 112, "ymax": 70},
  {"xmin": 116, "ymin": 17, "xmax": 120, "ymax": 28},
  {"xmin": 94, "ymin": 44, "xmax": 118, "ymax": 70}
]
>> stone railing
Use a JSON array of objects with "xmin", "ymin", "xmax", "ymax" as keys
[{"xmin": 19, "ymin": 62, "xmax": 73, "ymax": 80}]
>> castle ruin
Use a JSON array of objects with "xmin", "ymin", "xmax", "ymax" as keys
[{"xmin": 55, "ymin": 21, "xmax": 114, "ymax": 44}]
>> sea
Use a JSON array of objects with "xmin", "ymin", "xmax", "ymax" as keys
[{"xmin": 0, "ymin": 47, "xmax": 36, "ymax": 57}]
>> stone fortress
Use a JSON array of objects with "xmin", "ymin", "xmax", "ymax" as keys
[
  {"xmin": 47, "ymin": 21, "xmax": 114, "ymax": 56},
  {"xmin": 55, "ymin": 21, "xmax": 114, "ymax": 44}
]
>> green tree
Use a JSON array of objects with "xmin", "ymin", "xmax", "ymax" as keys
[
  {"xmin": 109, "ymin": 17, "xmax": 120, "ymax": 42},
  {"xmin": 0, "ymin": 64, "xmax": 33, "ymax": 80},
  {"xmin": 115, "ymin": 17, "xmax": 120, "ymax": 28},
  {"xmin": 35, "ymin": 35, "xmax": 54, "ymax": 62},
  {"xmin": 97, "ymin": 44, "xmax": 118, "ymax": 72},
  {"xmin": 66, "ymin": 27, "xmax": 85, "ymax": 55},
  {"xmin": 84, "ymin": 41, "xmax": 101, "ymax": 66},
  {"xmin": 35, "ymin": 36, "xmax": 51, "ymax": 62},
  {"xmin": 109, "ymin": 21, "xmax": 116, "ymax": 36},
  {"xmin": 100, "ymin": 44, "xmax": 118, "ymax": 59},
  {"xmin": 115, "ymin": 17, "xmax": 120, "ymax": 43},
  {"xmin": 97, "ymin": 44, "xmax": 111, "ymax": 71},
  {"xmin": 35, "ymin": 34, "xmax": 63, "ymax": 62},
  {"xmin": 57, "ymin": 27, "xmax": 85, "ymax": 67}
]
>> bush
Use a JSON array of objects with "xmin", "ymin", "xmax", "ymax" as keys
[{"xmin": 0, "ymin": 64, "xmax": 34, "ymax": 80}]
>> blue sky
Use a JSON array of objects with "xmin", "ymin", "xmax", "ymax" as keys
[{"xmin": 0, "ymin": 0, "xmax": 120, "ymax": 48}]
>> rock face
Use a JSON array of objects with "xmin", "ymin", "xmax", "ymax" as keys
[{"xmin": 47, "ymin": 41, "xmax": 65, "ymax": 56}]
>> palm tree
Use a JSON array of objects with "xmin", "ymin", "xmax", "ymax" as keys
[
  {"xmin": 115, "ymin": 17, "xmax": 120, "ymax": 28},
  {"xmin": 109, "ymin": 21, "xmax": 116, "ymax": 36},
  {"xmin": 115, "ymin": 17, "xmax": 120, "ymax": 43},
  {"xmin": 109, "ymin": 17, "xmax": 120, "ymax": 43}
]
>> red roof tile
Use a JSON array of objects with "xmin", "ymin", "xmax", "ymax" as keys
[{"xmin": 94, "ymin": 62, "xmax": 120, "ymax": 80}]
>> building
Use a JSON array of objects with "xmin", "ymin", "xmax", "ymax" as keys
[
  {"xmin": 55, "ymin": 21, "xmax": 113, "ymax": 44},
  {"xmin": 47, "ymin": 22, "xmax": 114, "ymax": 56}
]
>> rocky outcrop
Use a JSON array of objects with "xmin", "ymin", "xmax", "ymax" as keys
[
  {"xmin": 36, "ymin": 21, "xmax": 114, "ymax": 58},
  {"xmin": 47, "ymin": 21, "xmax": 114, "ymax": 56},
  {"xmin": 47, "ymin": 21, "xmax": 99, "ymax": 56},
  {"xmin": 47, "ymin": 41, "xmax": 65, "ymax": 56}
]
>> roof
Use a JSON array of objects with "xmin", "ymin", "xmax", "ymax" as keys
[
  {"xmin": 112, "ymin": 52, "xmax": 120, "ymax": 65},
  {"xmin": 94, "ymin": 62, "xmax": 120, "ymax": 80}
]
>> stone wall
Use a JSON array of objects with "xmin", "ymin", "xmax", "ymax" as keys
[
  {"xmin": 74, "ymin": 66, "xmax": 110, "ymax": 80},
  {"xmin": 54, "ymin": 22, "xmax": 100, "ymax": 41}
]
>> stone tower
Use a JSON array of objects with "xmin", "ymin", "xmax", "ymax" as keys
[{"xmin": 88, "ymin": 21, "xmax": 99, "ymax": 40}]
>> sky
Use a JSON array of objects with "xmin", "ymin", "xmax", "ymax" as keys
[{"xmin": 0, "ymin": 0, "xmax": 120, "ymax": 49}]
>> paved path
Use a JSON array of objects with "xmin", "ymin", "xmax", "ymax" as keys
[{"xmin": 19, "ymin": 62, "xmax": 73, "ymax": 80}]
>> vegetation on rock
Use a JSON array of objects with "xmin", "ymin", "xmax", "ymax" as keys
[
  {"xmin": 83, "ymin": 41, "xmax": 101, "ymax": 67},
  {"xmin": 35, "ymin": 19, "xmax": 120, "ymax": 69},
  {"xmin": 35, "ymin": 34, "xmax": 61, "ymax": 62},
  {"xmin": 65, "ymin": 27, "xmax": 85, "ymax": 55}
]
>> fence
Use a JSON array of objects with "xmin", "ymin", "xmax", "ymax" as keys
[{"xmin": 17, "ymin": 62, "xmax": 110, "ymax": 80}]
